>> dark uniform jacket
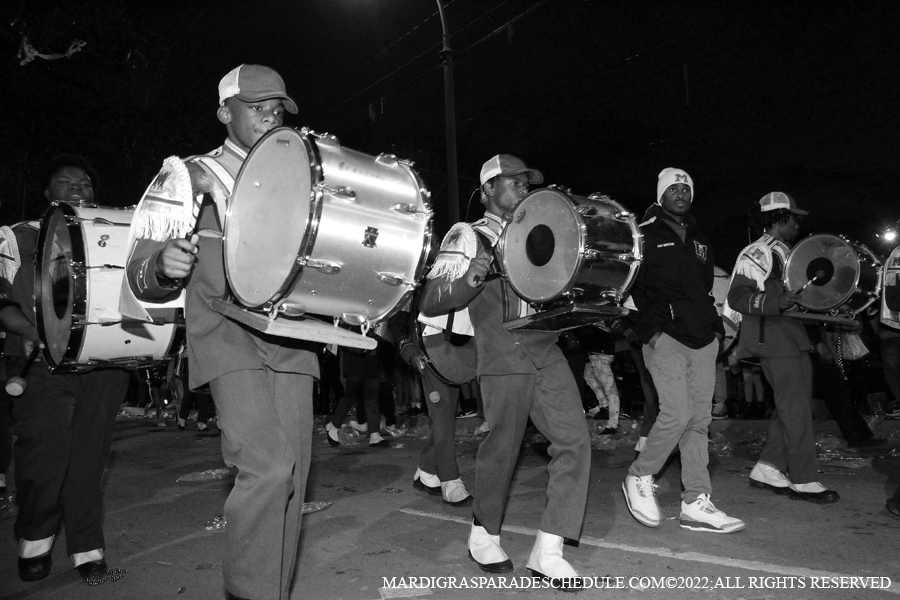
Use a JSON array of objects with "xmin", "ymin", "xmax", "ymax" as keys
[{"xmin": 629, "ymin": 204, "xmax": 723, "ymax": 349}]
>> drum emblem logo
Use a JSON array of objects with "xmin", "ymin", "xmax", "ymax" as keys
[
  {"xmin": 694, "ymin": 241, "xmax": 707, "ymax": 263},
  {"xmin": 363, "ymin": 227, "xmax": 379, "ymax": 248}
]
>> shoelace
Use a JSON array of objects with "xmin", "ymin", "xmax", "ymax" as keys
[
  {"xmin": 695, "ymin": 495, "xmax": 723, "ymax": 515},
  {"xmin": 636, "ymin": 479, "xmax": 659, "ymax": 498}
]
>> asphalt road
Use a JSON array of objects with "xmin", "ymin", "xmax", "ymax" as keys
[{"xmin": 1, "ymin": 413, "xmax": 898, "ymax": 600}]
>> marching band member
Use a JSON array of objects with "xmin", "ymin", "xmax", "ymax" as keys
[
  {"xmin": 726, "ymin": 192, "xmax": 839, "ymax": 503},
  {"xmin": 388, "ymin": 299, "xmax": 474, "ymax": 506},
  {"xmin": 622, "ymin": 168, "xmax": 744, "ymax": 534},
  {"xmin": 419, "ymin": 154, "xmax": 591, "ymax": 590},
  {"xmin": 123, "ymin": 65, "xmax": 319, "ymax": 600},
  {"xmin": 0, "ymin": 155, "xmax": 130, "ymax": 582}
]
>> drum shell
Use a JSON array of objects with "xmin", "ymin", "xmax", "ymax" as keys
[
  {"xmin": 35, "ymin": 203, "xmax": 183, "ymax": 371},
  {"xmin": 784, "ymin": 233, "xmax": 881, "ymax": 312},
  {"xmin": 224, "ymin": 127, "xmax": 432, "ymax": 325},
  {"xmin": 498, "ymin": 188, "xmax": 641, "ymax": 305}
]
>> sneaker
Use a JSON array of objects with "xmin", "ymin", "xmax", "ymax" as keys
[
  {"xmin": 585, "ymin": 406, "xmax": 600, "ymax": 418},
  {"xmin": 383, "ymin": 424, "xmax": 406, "ymax": 438},
  {"xmin": 711, "ymin": 403, "xmax": 728, "ymax": 419},
  {"xmin": 884, "ymin": 403, "xmax": 900, "ymax": 418},
  {"xmin": 679, "ymin": 494, "xmax": 745, "ymax": 533},
  {"xmin": 622, "ymin": 475, "xmax": 660, "ymax": 527},
  {"xmin": 197, "ymin": 422, "xmax": 208, "ymax": 432},
  {"xmin": 349, "ymin": 420, "xmax": 368, "ymax": 434},
  {"xmin": 456, "ymin": 409, "xmax": 478, "ymax": 419},
  {"xmin": 475, "ymin": 421, "xmax": 491, "ymax": 435}
]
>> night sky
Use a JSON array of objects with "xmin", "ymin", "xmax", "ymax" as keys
[{"xmin": 3, "ymin": 0, "xmax": 898, "ymax": 270}]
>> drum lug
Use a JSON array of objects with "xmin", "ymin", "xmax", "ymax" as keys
[
  {"xmin": 376, "ymin": 272, "xmax": 413, "ymax": 287},
  {"xmin": 303, "ymin": 258, "xmax": 342, "ymax": 275},
  {"xmin": 318, "ymin": 184, "xmax": 357, "ymax": 202},
  {"xmin": 391, "ymin": 203, "xmax": 432, "ymax": 217},
  {"xmin": 375, "ymin": 153, "xmax": 399, "ymax": 167},
  {"xmin": 583, "ymin": 249, "xmax": 638, "ymax": 263}
]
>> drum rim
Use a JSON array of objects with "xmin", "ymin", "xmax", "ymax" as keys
[
  {"xmin": 224, "ymin": 126, "xmax": 322, "ymax": 310},
  {"xmin": 499, "ymin": 189, "xmax": 642, "ymax": 305},
  {"xmin": 35, "ymin": 202, "xmax": 85, "ymax": 370},
  {"xmin": 498, "ymin": 188, "xmax": 586, "ymax": 304},
  {"xmin": 786, "ymin": 232, "xmax": 860, "ymax": 311}
]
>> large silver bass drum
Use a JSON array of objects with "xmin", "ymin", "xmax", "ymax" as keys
[{"xmin": 223, "ymin": 127, "xmax": 432, "ymax": 327}]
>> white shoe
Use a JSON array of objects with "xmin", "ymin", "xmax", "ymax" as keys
[
  {"xmin": 197, "ymin": 421, "xmax": 208, "ymax": 432},
  {"xmin": 468, "ymin": 522, "xmax": 513, "ymax": 573},
  {"xmin": 475, "ymin": 421, "xmax": 491, "ymax": 434},
  {"xmin": 349, "ymin": 420, "xmax": 368, "ymax": 434},
  {"xmin": 622, "ymin": 474, "xmax": 660, "ymax": 527},
  {"xmin": 680, "ymin": 494, "xmax": 745, "ymax": 533},
  {"xmin": 585, "ymin": 406, "xmax": 600, "ymax": 418},
  {"xmin": 526, "ymin": 531, "xmax": 581, "ymax": 590},
  {"xmin": 441, "ymin": 478, "xmax": 473, "ymax": 506},
  {"xmin": 749, "ymin": 461, "xmax": 791, "ymax": 495},
  {"xmin": 634, "ymin": 436, "xmax": 647, "ymax": 453}
]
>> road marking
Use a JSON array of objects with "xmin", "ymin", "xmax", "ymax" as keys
[{"xmin": 400, "ymin": 508, "xmax": 899, "ymax": 594}]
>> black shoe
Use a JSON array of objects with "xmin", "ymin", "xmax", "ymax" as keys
[
  {"xmin": 749, "ymin": 479, "xmax": 792, "ymax": 496},
  {"xmin": 325, "ymin": 423, "xmax": 341, "ymax": 447},
  {"xmin": 789, "ymin": 488, "xmax": 840, "ymax": 503},
  {"xmin": 412, "ymin": 476, "xmax": 441, "ymax": 496},
  {"xmin": 468, "ymin": 550, "xmax": 514, "ymax": 573},
  {"xmin": 443, "ymin": 495, "xmax": 474, "ymax": 507},
  {"xmin": 18, "ymin": 551, "xmax": 52, "ymax": 581},
  {"xmin": 75, "ymin": 558, "xmax": 107, "ymax": 576},
  {"xmin": 887, "ymin": 497, "xmax": 900, "ymax": 518},
  {"xmin": 369, "ymin": 439, "xmax": 390, "ymax": 448}
]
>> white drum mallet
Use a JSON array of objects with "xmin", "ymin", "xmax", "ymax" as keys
[{"xmin": 6, "ymin": 346, "xmax": 41, "ymax": 397}]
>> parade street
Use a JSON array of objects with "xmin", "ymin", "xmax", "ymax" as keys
[{"xmin": 1, "ymin": 413, "xmax": 898, "ymax": 600}]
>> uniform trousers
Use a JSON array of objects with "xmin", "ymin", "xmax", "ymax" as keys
[
  {"xmin": 210, "ymin": 367, "xmax": 314, "ymax": 600},
  {"xmin": 419, "ymin": 367, "xmax": 461, "ymax": 481},
  {"xmin": 474, "ymin": 361, "xmax": 590, "ymax": 540},
  {"xmin": 10, "ymin": 362, "xmax": 128, "ymax": 554},
  {"xmin": 630, "ymin": 334, "xmax": 716, "ymax": 502},
  {"xmin": 758, "ymin": 353, "xmax": 819, "ymax": 484}
]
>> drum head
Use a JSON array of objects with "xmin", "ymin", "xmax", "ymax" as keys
[
  {"xmin": 500, "ymin": 188, "xmax": 582, "ymax": 303},
  {"xmin": 225, "ymin": 127, "xmax": 317, "ymax": 308},
  {"xmin": 785, "ymin": 234, "xmax": 858, "ymax": 311},
  {"xmin": 35, "ymin": 204, "xmax": 79, "ymax": 367}
]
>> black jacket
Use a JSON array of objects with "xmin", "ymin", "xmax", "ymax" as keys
[{"xmin": 629, "ymin": 204, "xmax": 724, "ymax": 349}]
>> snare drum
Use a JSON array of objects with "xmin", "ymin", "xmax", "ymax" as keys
[
  {"xmin": 783, "ymin": 233, "xmax": 882, "ymax": 313},
  {"xmin": 224, "ymin": 127, "xmax": 432, "ymax": 327},
  {"xmin": 35, "ymin": 203, "xmax": 184, "ymax": 371},
  {"xmin": 498, "ymin": 188, "xmax": 642, "ymax": 305}
]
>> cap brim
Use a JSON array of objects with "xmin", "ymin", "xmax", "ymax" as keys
[
  {"xmin": 511, "ymin": 168, "xmax": 543, "ymax": 185},
  {"xmin": 234, "ymin": 93, "xmax": 298, "ymax": 114},
  {"xmin": 790, "ymin": 208, "xmax": 809, "ymax": 216}
]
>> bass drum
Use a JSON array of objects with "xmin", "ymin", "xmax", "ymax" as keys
[
  {"xmin": 35, "ymin": 203, "xmax": 184, "ymax": 371},
  {"xmin": 224, "ymin": 127, "xmax": 432, "ymax": 327},
  {"xmin": 498, "ymin": 188, "xmax": 642, "ymax": 305},
  {"xmin": 784, "ymin": 233, "xmax": 881, "ymax": 314}
]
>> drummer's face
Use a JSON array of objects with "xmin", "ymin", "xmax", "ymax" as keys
[
  {"xmin": 45, "ymin": 166, "xmax": 94, "ymax": 205},
  {"xmin": 220, "ymin": 98, "xmax": 286, "ymax": 151},
  {"xmin": 782, "ymin": 214, "xmax": 801, "ymax": 242},
  {"xmin": 488, "ymin": 174, "xmax": 530, "ymax": 214}
]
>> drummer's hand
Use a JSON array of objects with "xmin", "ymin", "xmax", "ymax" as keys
[
  {"xmin": 778, "ymin": 291, "xmax": 802, "ymax": 311},
  {"xmin": 20, "ymin": 333, "xmax": 44, "ymax": 358},
  {"xmin": 156, "ymin": 234, "xmax": 200, "ymax": 281},
  {"xmin": 411, "ymin": 350, "xmax": 428, "ymax": 372},
  {"xmin": 465, "ymin": 250, "xmax": 491, "ymax": 288}
]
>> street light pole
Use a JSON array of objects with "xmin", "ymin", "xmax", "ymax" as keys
[{"xmin": 436, "ymin": 0, "xmax": 459, "ymax": 225}]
